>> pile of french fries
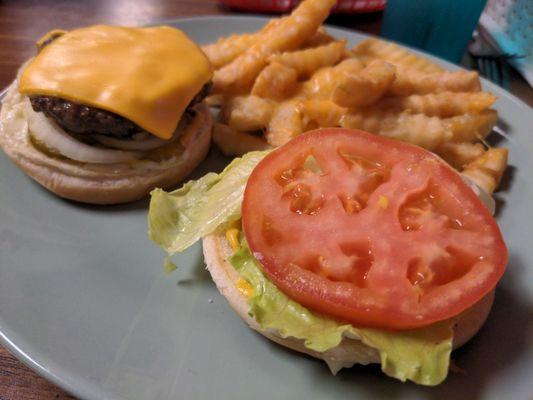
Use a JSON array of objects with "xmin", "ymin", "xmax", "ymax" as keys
[{"xmin": 203, "ymin": 0, "xmax": 508, "ymax": 195}]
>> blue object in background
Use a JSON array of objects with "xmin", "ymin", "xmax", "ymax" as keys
[
  {"xmin": 381, "ymin": 0, "xmax": 488, "ymax": 63},
  {"xmin": 479, "ymin": 0, "xmax": 532, "ymax": 87}
]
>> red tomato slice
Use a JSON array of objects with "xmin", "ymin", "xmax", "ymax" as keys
[{"xmin": 242, "ymin": 128, "xmax": 507, "ymax": 330}]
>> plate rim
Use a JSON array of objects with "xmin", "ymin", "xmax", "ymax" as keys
[{"xmin": 0, "ymin": 14, "xmax": 531, "ymax": 400}]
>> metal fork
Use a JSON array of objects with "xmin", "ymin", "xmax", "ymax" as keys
[
  {"xmin": 474, "ymin": 54, "xmax": 514, "ymax": 89},
  {"xmin": 468, "ymin": 30, "xmax": 522, "ymax": 89}
]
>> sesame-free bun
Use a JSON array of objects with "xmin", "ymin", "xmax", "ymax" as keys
[
  {"xmin": 202, "ymin": 232, "xmax": 495, "ymax": 373},
  {"xmin": 0, "ymin": 82, "xmax": 212, "ymax": 205}
]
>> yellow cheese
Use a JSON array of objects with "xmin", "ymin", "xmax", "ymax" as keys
[
  {"xmin": 378, "ymin": 195, "xmax": 389, "ymax": 209},
  {"xmin": 225, "ymin": 228, "xmax": 241, "ymax": 252},
  {"xmin": 19, "ymin": 25, "xmax": 213, "ymax": 139},
  {"xmin": 236, "ymin": 277, "xmax": 254, "ymax": 299}
]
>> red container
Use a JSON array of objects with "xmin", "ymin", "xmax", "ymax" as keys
[{"xmin": 220, "ymin": 0, "xmax": 386, "ymax": 13}]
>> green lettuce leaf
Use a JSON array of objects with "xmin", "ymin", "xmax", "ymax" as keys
[
  {"xmin": 148, "ymin": 149, "xmax": 453, "ymax": 385},
  {"xmin": 357, "ymin": 322, "xmax": 453, "ymax": 386},
  {"xmin": 148, "ymin": 150, "xmax": 269, "ymax": 254},
  {"xmin": 230, "ymin": 240, "xmax": 453, "ymax": 386},
  {"xmin": 230, "ymin": 239, "xmax": 353, "ymax": 352}
]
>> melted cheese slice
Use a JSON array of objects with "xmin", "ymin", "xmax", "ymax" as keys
[{"xmin": 19, "ymin": 25, "xmax": 213, "ymax": 139}]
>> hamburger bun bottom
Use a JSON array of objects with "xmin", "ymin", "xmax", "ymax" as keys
[
  {"xmin": 0, "ymin": 82, "xmax": 212, "ymax": 205},
  {"xmin": 202, "ymin": 232, "xmax": 495, "ymax": 373}
]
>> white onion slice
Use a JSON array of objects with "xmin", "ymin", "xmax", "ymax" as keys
[
  {"xmin": 92, "ymin": 132, "xmax": 171, "ymax": 151},
  {"xmin": 461, "ymin": 175, "xmax": 496, "ymax": 215},
  {"xmin": 25, "ymin": 102, "xmax": 143, "ymax": 164}
]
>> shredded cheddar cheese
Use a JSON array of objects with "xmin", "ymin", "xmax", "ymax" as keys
[
  {"xmin": 225, "ymin": 228, "xmax": 241, "ymax": 252},
  {"xmin": 236, "ymin": 277, "xmax": 254, "ymax": 299},
  {"xmin": 378, "ymin": 195, "xmax": 389, "ymax": 209}
]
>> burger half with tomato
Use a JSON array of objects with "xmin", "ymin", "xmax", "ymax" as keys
[
  {"xmin": 148, "ymin": 128, "xmax": 507, "ymax": 385},
  {"xmin": 0, "ymin": 25, "xmax": 213, "ymax": 204}
]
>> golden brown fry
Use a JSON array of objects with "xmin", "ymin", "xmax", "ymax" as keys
[
  {"xmin": 304, "ymin": 58, "xmax": 365, "ymax": 99},
  {"xmin": 266, "ymin": 99, "xmax": 304, "ymax": 146},
  {"xmin": 268, "ymin": 40, "xmax": 347, "ymax": 79},
  {"xmin": 202, "ymin": 19, "xmax": 282, "ymax": 69},
  {"xmin": 301, "ymin": 100, "xmax": 347, "ymax": 127},
  {"xmin": 301, "ymin": 27, "xmax": 335, "ymax": 47},
  {"xmin": 436, "ymin": 142, "xmax": 486, "ymax": 169},
  {"xmin": 213, "ymin": 0, "xmax": 336, "ymax": 94},
  {"xmin": 444, "ymin": 110, "xmax": 498, "ymax": 142},
  {"xmin": 202, "ymin": 33, "xmax": 259, "ymax": 69},
  {"xmin": 205, "ymin": 94, "xmax": 226, "ymax": 107},
  {"xmin": 375, "ymin": 92, "xmax": 497, "ymax": 117},
  {"xmin": 206, "ymin": 6, "xmax": 505, "ymax": 194},
  {"xmin": 251, "ymin": 62, "xmax": 299, "ymax": 100},
  {"xmin": 390, "ymin": 68, "xmax": 481, "ymax": 95},
  {"xmin": 341, "ymin": 110, "xmax": 451, "ymax": 150},
  {"xmin": 353, "ymin": 38, "xmax": 443, "ymax": 73},
  {"xmin": 222, "ymin": 95, "xmax": 274, "ymax": 131},
  {"xmin": 462, "ymin": 148, "xmax": 509, "ymax": 195},
  {"xmin": 332, "ymin": 60, "xmax": 396, "ymax": 108},
  {"xmin": 213, "ymin": 123, "xmax": 271, "ymax": 156}
]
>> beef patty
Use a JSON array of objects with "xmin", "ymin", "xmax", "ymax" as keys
[{"xmin": 29, "ymin": 82, "xmax": 211, "ymax": 138}]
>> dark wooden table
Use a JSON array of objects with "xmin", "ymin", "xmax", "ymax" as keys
[{"xmin": 0, "ymin": 1, "xmax": 531, "ymax": 399}]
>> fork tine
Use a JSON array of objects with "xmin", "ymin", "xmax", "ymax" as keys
[
  {"xmin": 477, "ymin": 57, "xmax": 485, "ymax": 77},
  {"xmin": 477, "ymin": 57, "xmax": 486, "ymax": 78},
  {"xmin": 487, "ymin": 58, "xmax": 495, "ymax": 84},
  {"xmin": 492, "ymin": 58, "xmax": 503, "ymax": 86},
  {"xmin": 482, "ymin": 57, "xmax": 492, "ymax": 80},
  {"xmin": 473, "ymin": 53, "xmax": 514, "ymax": 88},
  {"xmin": 488, "ymin": 58, "xmax": 499, "ymax": 86},
  {"xmin": 500, "ymin": 58, "xmax": 510, "ymax": 90},
  {"xmin": 488, "ymin": 58, "xmax": 497, "ymax": 84},
  {"xmin": 483, "ymin": 58, "xmax": 491, "ymax": 81}
]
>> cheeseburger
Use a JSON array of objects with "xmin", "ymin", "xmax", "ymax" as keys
[{"xmin": 0, "ymin": 25, "xmax": 213, "ymax": 204}]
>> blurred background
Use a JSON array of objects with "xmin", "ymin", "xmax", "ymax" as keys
[
  {"xmin": 0, "ymin": 0, "xmax": 530, "ymax": 98},
  {"xmin": 220, "ymin": 0, "xmax": 531, "ymax": 92}
]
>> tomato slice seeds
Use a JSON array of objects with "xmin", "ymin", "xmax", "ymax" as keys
[{"xmin": 242, "ymin": 129, "xmax": 507, "ymax": 330}]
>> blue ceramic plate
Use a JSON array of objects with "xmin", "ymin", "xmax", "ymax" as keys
[{"xmin": 0, "ymin": 17, "xmax": 532, "ymax": 400}]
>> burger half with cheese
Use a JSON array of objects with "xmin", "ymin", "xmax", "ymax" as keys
[{"xmin": 0, "ymin": 25, "xmax": 213, "ymax": 204}]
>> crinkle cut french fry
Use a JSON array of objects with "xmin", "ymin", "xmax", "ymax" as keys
[
  {"xmin": 352, "ymin": 38, "xmax": 443, "ymax": 73},
  {"xmin": 202, "ymin": 18, "xmax": 282, "ymax": 69},
  {"xmin": 252, "ymin": 62, "xmax": 298, "ymax": 100},
  {"xmin": 436, "ymin": 142, "xmax": 486, "ymax": 170},
  {"xmin": 462, "ymin": 148, "xmax": 509, "ymax": 195},
  {"xmin": 212, "ymin": 0, "xmax": 337, "ymax": 94},
  {"xmin": 340, "ymin": 109, "xmax": 498, "ymax": 150},
  {"xmin": 390, "ymin": 68, "xmax": 481, "ymax": 95},
  {"xmin": 341, "ymin": 111, "xmax": 451, "ymax": 150},
  {"xmin": 213, "ymin": 123, "xmax": 271, "ymax": 156},
  {"xmin": 444, "ymin": 110, "xmax": 498, "ymax": 143},
  {"xmin": 376, "ymin": 92, "xmax": 497, "ymax": 117},
  {"xmin": 301, "ymin": 27, "xmax": 335, "ymax": 48},
  {"xmin": 332, "ymin": 60, "xmax": 396, "ymax": 108},
  {"xmin": 202, "ymin": 33, "xmax": 260, "ymax": 69},
  {"xmin": 266, "ymin": 99, "xmax": 304, "ymax": 146},
  {"xmin": 222, "ymin": 95, "xmax": 274, "ymax": 131},
  {"xmin": 301, "ymin": 100, "xmax": 347, "ymax": 127},
  {"xmin": 206, "ymin": 5, "xmax": 506, "ymax": 194},
  {"xmin": 268, "ymin": 40, "xmax": 347, "ymax": 79},
  {"xmin": 205, "ymin": 94, "xmax": 226, "ymax": 107},
  {"xmin": 304, "ymin": 58, "xmax": 365, "ymax": 99}
]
